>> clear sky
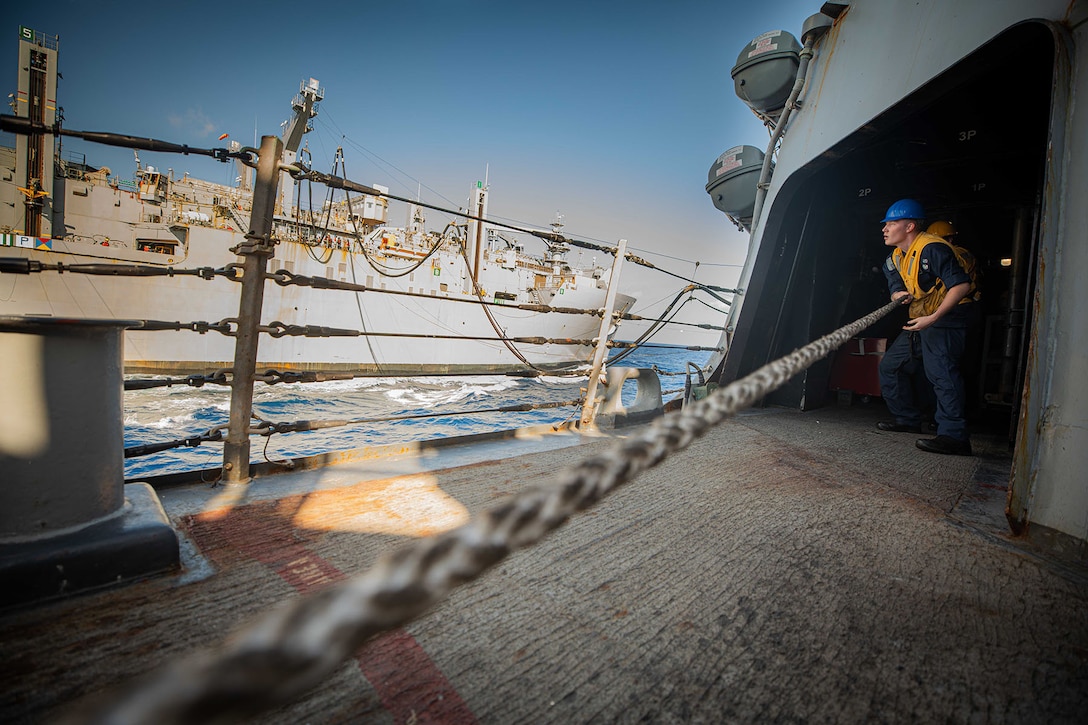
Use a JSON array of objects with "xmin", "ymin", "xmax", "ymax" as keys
[{"xmin": 3, "ymin": 0, "xmax": 817, "ymax": 346}]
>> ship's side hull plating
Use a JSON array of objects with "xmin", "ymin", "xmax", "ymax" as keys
[{"xmin": 716, "ymin": 0, "xmax": 1088, "ymax": 546}]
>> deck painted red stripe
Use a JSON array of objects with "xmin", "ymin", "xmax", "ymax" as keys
[
  {"xmin": 357, "ymin": 628, "xmax": 478, "ymax": 724},
  {"xmin": 185, "ymin": 506, "xmax": 478, "ymax": 724}
]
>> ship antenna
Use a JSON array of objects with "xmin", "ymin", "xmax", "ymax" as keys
[{"xmin": 551, "ymin": 212, "xmax": 564, "ymax": 234}]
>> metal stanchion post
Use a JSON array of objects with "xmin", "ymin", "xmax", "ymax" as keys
[
  {"xmin": 222, "ymin": 134, "xmax": 282, "ymax": 483},
  {"xmin": 580, "ymin": 238, "xmax": 627, "ymax": 428}
]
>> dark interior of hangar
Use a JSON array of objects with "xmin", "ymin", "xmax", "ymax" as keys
[{"xmin": 717, "ymin": 22, "xmax": 1056, "ymax": 445}]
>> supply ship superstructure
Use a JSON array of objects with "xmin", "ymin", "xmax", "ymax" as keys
[{"xmin": 0, "ymin": 33, "xmax": 634, "ymax": 375}]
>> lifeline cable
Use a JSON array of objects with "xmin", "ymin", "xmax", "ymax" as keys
[
  {"xmin": 0, "ymin": 259, "xmax": 608, "ymax": 318},
  {"xmin": 1, "ymin": 257, "xmax": 722, "ymax": 331},
  {"xmin": 607, "ymin": 285, "xmax": 726, "ymax": 366},
  {"xmin": 79, "ymin": 299, "xmax": 899, "ymax": 724},
  {"xmin": 0, "ymin": 115, "xmax": 252, "ymax": 164},
  {"xmin": 122, "ymin": 366, "xmax": 591, "ymax": 390},
  {"xmin": 0, "ymin": 116, "xmax": 732, "ymax": 290}
]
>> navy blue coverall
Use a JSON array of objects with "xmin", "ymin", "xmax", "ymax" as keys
[{"xmin": 879, "ymin": 243, "xmax": 974, "ymax": 442}]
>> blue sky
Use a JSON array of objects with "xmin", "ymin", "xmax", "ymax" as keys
[{"xmin": 3, "ymin": 0, "xmax": 817, "ymax": 345}]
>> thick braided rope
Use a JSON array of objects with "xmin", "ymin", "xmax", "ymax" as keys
[{"xmin": 85, "ymin": 301, "xmax": 899, "ymax": 725}]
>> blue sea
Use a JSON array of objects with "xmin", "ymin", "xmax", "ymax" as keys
[{"xmin": 122, "ymin": 346, "xmax": 714, "ymax": 479}]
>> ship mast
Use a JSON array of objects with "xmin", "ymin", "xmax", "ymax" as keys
[
  {"xmin": 13, "ymin": 26, "xmax": 59, "ymax": 237},
  {"xmin": 278, "ymin": 78, "xmax": 323, "ymax": 214},
  {"xmin": 465, "ymin": 171, "xmax": 489, "ymax": 290}
]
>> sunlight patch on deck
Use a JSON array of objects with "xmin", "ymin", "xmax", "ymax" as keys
[{"xmin": 292, "ymin": 474, "xmax": 470, "ymax": 536}]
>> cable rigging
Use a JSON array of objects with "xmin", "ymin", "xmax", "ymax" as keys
[
  {"xmin": 288, "ymin": 161, "xmax": 736, "ymax": 293},
  {"xmin": 314, "ymin": 117, "xmax": 743, "ymax": 284},
  {"xmin": 337, "ymin": 147, "xmax": 452, "ymax": 279},
  {"xmin": 293, "ymin": 145, "xmax": 335, "ymax": 265}
]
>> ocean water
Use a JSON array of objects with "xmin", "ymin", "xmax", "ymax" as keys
[{"xmin": 122, "ymin": 346, "xmax": 714, "ymax": 479}]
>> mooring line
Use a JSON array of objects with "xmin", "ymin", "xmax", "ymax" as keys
[
  {"xmin": 77, "ymin": 300, "xmax": 900, "ymax": 724},
  {"xmin": 183, "ymin": 506, "xmax": 477, "ymax": 725}
]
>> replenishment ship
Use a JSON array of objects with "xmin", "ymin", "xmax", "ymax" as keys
[{"xmin": 0, "ymin": 36, "xmax": 634, "ymax": 376}]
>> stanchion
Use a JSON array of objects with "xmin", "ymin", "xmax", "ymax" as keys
[
  {"xmin": 580, "ymin": 238, "xmax": 628, "ymax": 428},
  {"xmin": 222, "ymin": 134, "xmax": 283, "ymax": 484}
]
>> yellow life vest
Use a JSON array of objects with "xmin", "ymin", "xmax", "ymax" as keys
[{"xmin": 891, "ymin": 232, "xmax": 979, "ymax": 318}]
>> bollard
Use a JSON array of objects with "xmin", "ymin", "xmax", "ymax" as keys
[
  {"xmin": 0, "ymin": 316, "xmax": 179, "ymax": 610},
  {"xmin": 596, "ymin": 367, "xmax": 663, "ymax": 428}
]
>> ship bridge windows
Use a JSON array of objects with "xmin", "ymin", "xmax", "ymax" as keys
[
  {"xmin": 138, "ymin": 171, "xmax": 168, "ymax": 203},
  {"xmin": 30, "ymin": 49, "xmax": 48, "ymax": 72}
]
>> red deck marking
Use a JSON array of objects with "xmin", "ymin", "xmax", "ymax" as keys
[
  {"xmin": 358, "ymin": 629, "xmax": 478, "ymax": 724},
  {"xmin": 265, "ymin": 550, "xmax": 345, "ymax": 592},
  {"xmin": 185, "ymin": 503, "xmax": 478, "ymax": 724}
]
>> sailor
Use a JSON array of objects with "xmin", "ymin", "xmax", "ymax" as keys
[
  {"xmin": 876, "ymin": 199, "xmax": 975, "ymax": 455},
  {"xmin": 927, "ymin": 219, "xmax": 957, "ymax": 242},
  {"xmin": 926, "ymin": 219, "xmax": 985, "ymax": 416}
]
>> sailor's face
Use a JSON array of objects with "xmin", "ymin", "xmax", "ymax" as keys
[{"xmin": 883, "ymin": 219, "xmax": 911, "ymax": 247}]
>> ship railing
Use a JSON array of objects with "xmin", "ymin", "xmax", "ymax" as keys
[
  {"xmin": 1, "ymin": 252, "xmax": 725, "ymax": 470},
  {"xmin": 113, "ymin": 350, "xmax": 706, "ymax": 464},
  {"xmin": 119, "ymin": 374, "xmax": 690, "ymax": 464},
  {"xmin": 22, "ymin": 28, "xmax": 59, "ymax": 51},
  {"xmin": 0, "ymin": 244, "xmax": 722, "ymax": 462},
  {"xmin": 0, "ymin": 120, "xmax": 733, "ymax": 480},
  {"xmin": 70, "ymin": 169, "xmax": 121, "ymax": 190},
  {"xmin": 224, "ymin": 204, "xmax": 250, "ymax": 233}
]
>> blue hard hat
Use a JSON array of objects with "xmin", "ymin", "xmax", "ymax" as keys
[{"xmin": 880, "ymin": 198, "xmax": 925, "ymax": 223}]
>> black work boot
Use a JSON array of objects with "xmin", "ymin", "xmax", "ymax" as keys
[{"xmin": 915, "ymin": 435, "xmax": 973, "ymax": 456}]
